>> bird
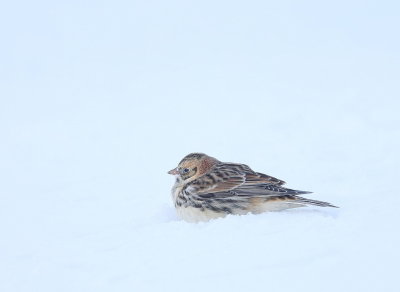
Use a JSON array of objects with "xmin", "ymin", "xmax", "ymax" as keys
[{"xmin": 168, "ymin": 153, "xmax": 337, "ymax": 223}]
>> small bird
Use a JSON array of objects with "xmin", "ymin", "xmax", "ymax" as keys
[{"xmin": 168, "ymin": 153, "xmax": 337, "ymax": 222}]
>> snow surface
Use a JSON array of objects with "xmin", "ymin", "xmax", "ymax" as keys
[{"xmin": 1, "ymin": 1, "xmax": 400, "ymax": 291}]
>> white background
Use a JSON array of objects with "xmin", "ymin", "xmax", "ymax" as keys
[{"xmin": 1, "ymin": 1, "xmax": 399, "ymax": 291}]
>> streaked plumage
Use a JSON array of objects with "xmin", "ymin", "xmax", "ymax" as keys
[{"xmin": 168, "ymin": 153, "xmax": 337, "ymax": 222}]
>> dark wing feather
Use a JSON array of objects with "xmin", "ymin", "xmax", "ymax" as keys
[
  {"xmin": 187, "ymin": 168, "xmax": 245, "ymax": 194},
  {"xmin": 219, "ymin": 163, "xmax": 285, "ymax": 186},
  {"xmin": 187, "ymin": 162, "xmax": 295, "ymax": 199}
]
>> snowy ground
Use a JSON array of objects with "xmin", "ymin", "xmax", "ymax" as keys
[{"xmin": 1, "ymin": 1, "xmax": 400, "ymax": 291}]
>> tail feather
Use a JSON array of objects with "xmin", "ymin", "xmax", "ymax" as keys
[{"xmin": 294, "ymin": 196, "xmax": 338, "ymax": 208}]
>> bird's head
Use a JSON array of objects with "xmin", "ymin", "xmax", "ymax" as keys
[{"xmin": 168, "ymin": 153, "xmax": 219, "ymax": 182}]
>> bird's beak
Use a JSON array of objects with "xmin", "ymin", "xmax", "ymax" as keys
[{"xmin": 168, "ymin": 168, "xmax": 179, "ymax": 175}]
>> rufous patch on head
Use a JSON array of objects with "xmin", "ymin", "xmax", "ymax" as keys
[{"xmin": 198, "ymin": 156, "xmax": 219, "ymax": 176}]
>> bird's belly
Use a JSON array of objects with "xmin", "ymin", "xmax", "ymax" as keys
[
  {"xmin": 175, "ymin": 199, "xmax": 304, "ymax": 222},
  {"xmin": 176, "ymin": 206, "xmax": 227, "ymax": 223}
]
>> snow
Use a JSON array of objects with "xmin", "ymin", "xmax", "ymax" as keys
[{"xmin": 1, "ymin": 1, "xmax": 400, "ymax": 291}]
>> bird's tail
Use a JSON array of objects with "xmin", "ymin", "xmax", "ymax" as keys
[{"xmin": 294, "ymin": 196, "xmax": 338, "ymax": 208}]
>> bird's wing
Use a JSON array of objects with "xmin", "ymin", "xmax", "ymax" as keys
[
  {"xmin": 187, "ymin": 164, "xmax": 245, "ymax": 194},
  {"xmin": 186, "ymin": 162, "xmax": 290, "ymax": 197}
]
